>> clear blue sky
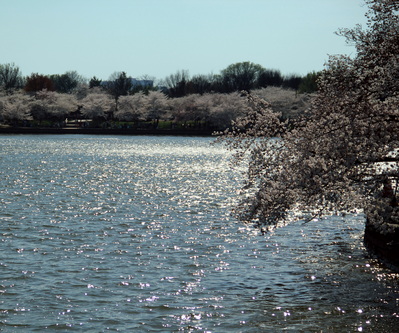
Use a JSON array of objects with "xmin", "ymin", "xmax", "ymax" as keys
[{"xmin": 0, "ymin": 0, "xmax": 368, "ymax": 82}]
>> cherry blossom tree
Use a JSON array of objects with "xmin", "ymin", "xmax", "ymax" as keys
[
  {"xmin": 30, "ymin": 90, "xmax": 77, "ymax": 122},
  {"xmin": 208, "ymin": 92, "xmax": 248, "ymax": 130},
  {"xmin": 169, "ymin": 94, "xmax": 209, "ymax": 124},
  {"xmin": 167, "ymin": 92, "xmax": 247, "ymax": 130},
  {"xmin": 144, "ymin": 91, "xmax": 169, "ymax": 126},
  {"xmin": 219, "ymin": 0, "xmax": 399, "ymax": 232},
  {"xmin": 115, "ymin": 92, "xmax": 147, "ymax": 122},
  {"xmin": 81, "ymin": 91, "xmax": 114, "ymax": 120},
  {"xmin": 0, "ymin": 92, "xmax": 33, "ymax": 124},
  {"xmin": 252, "ymin": 87, "xmax": 312, "ymax": 121}
]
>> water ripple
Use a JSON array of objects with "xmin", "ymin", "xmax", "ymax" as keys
[{"xmin": 0, "ymin": 135, "xmax": 398, "ymax": 332}]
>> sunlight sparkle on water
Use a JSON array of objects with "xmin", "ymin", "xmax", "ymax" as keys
[{"xmin": 0, "ymin": 135, "xmax": 398, "ymax": 332}]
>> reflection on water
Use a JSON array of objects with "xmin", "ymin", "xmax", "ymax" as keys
[{"xmin": 0, "ymin": 135, "xmax": 398, "ymax": 332}]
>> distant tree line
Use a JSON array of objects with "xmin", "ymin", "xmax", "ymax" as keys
[
  {"xmin": 0, "ymin": 61, "xmax": 319, "ymax": 97},
  {"xmin": 0, "ymin": 61, "xmax": 315, "ymax": 131},
  {"xmin": 161, "ymin": 63, "xmax": 318, "ymax": 97}
]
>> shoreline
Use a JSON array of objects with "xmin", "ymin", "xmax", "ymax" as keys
[{"xmin": 0, "ymin": 126, "xmax": 216, "ymax": 136}]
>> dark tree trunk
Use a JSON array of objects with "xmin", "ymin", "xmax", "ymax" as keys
[{"xmin": 364, "ymin": 217, "xmax": 399, "ymax": 271}]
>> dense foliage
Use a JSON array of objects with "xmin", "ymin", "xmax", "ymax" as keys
[{"xmin": 220, "ymin": 0, "xmax": 399, "ymax": 232}]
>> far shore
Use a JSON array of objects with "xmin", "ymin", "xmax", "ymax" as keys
[{"xmin": 0, "ymin": 126, "xmax": 216, "ymax": 136}]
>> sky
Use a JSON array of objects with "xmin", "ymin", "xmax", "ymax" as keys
[{"xmin": 0, "ymin": 0, "xmax": 369, "ymax": 82}]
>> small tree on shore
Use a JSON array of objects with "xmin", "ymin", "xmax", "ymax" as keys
[
  {"xmin": 50, "ymin": 71, "xmax": 85, "ymax": 94},
  {"xmin": 219, "ymin": 0, "xmax": 399, "ymax": 232},
  {"xmin": 25, "ymin": 74, "xmax": 54, "ymax": 93},
  {"xmin": 0, "ymin": 63, "xmax": 24, "ymax": 92},
  {"xmin": 89, "ymin": 76, "xmax": 102, "ymax": 88},
  {"xmin": 221, "ymin": 62, "xmax": 265, "ymax": 93},
  {"xmin": 105, "ymin": 72, "xmax": 133, "ymax": 115},
  {"xmin": 164, "ymin": 70, "xmax": 190, "ymax": 97}
]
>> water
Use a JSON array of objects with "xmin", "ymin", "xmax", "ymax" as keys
[{"xmin": 0, "ymin": 135, "xmax": 398, "ymax": 332}]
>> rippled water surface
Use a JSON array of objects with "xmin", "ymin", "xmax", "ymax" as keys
[{"xmin": 1, "ymin": 135, "xmax": 398, "ymax": 332}]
